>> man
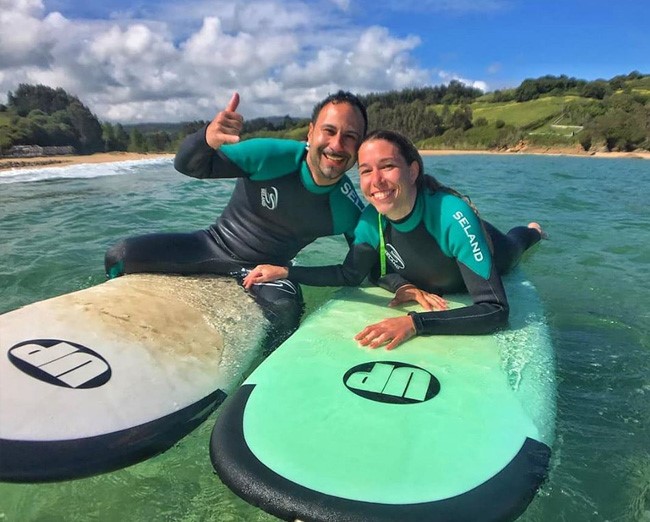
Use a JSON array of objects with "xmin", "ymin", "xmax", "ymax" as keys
[{"xmin": 104, "ymin": 90, "xmax": 368, "ymax": 345}]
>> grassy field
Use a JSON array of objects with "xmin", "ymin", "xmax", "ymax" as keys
[{"xmin": 467, "ymin": 96, "xmax": 597, "ymax": 128}]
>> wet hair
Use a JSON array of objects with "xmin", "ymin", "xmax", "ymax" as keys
[{"xmin": 311, "ymin": 90, "xmax": 368, "ymax": 136}]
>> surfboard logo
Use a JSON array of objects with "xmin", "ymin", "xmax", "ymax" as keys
[
  {"xmin": 8, "ymin": 339, "xmax": 112, "ymax": 389},
  {"xmin": 343, "ymin": 362, "xmax": 440, "ymax": 404}
]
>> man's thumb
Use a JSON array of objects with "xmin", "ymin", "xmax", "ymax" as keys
[{"xmin": 226, "ymin": 92, "xmax": 240, "ymax": 112}]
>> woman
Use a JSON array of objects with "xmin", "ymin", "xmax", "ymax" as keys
[{"xmin": 243, "ymin": 130, "xmax": 544, "ymax": 350}]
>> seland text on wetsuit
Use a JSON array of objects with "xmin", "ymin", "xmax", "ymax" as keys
[
  {"xmin": 288, "ymin": 190, "xmax": 518, "ymax": 336},
  {"xmin": 104, "ymin": 127, "xmax": 365, "ymax": 345}
]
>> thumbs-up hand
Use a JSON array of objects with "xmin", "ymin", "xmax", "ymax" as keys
[{"xmin": 205, "ymin": 92, "xmax": 244, "ymax": 149}]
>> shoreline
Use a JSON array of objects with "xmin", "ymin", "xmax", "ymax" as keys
[
  {"xmin": 419, "ymin": 146, "xmax": 650, "ymax": 160},
  {"xmin": 1, "ymin": 147, "xmax": 648, "ymax": 172},
  {"xmin": 0, "ymin": 152, "xmax": 175, "ymax": 172}
]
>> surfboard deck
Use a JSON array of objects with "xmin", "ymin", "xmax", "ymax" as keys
[
  {"xmin": 0, "ymin": 274, "xmax": 270, "ymax": 482},
  {"xmin": 210, "ymin": 270, "xmax": 556, "ymax": 521}
]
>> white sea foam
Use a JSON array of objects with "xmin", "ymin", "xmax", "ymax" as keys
[{"xmin": 0, "ymin": 158, "xmax": 173, "ymax": 185}]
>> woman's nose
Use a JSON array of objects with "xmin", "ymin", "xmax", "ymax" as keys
[{"xmin": 369, "ymin": 168, "xmax": 383, "ymax": 185}]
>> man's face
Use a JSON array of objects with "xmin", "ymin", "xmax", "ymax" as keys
[{"xmin": 306, "ymin": 101, "xmax": 365, "ymax": 186}]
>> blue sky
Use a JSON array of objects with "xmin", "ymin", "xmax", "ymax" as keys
[{"xmin": 1, "ymin": 0, "xmax": 647, "ymax": 123}]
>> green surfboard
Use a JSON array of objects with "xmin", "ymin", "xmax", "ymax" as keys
[{"xmin": 211, "ymin": 269, "xmax": 555, "ymax": 521}]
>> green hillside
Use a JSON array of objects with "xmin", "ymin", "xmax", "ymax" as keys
[
  {"xmin": 1, "ymin": 71, "xmax": 648, "ymax": 155},
  {"xmin": 469, "ymin": 96, "xmax": 594, "ymax": 127}
]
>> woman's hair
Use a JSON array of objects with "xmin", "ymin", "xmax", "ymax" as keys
[{"xmin": 360, "ymin": 129, "xmax": 472, "ymax": 205}]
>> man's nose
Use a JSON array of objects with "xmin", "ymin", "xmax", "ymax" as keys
[{"xmin": 329, "ymin": 132, "xmax": 344, "ymax": 150}]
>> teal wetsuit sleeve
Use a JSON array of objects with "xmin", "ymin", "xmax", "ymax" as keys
[
  {"xmin": 174, "ymin": 129, "xmax": 305, "ymax": 180},
  {"xmin": 221, "ymin": 139, "xmax": 307, "ymax": 181},
  {"xmin": 411, "ymin": 195, "xmax": 509, "ymax": 335}
]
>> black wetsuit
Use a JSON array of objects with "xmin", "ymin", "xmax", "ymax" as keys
[
  {"xmin": 288, "ymin": 190, "xmax": 541, "ymax": 336},
  {"xmin": 104, "ymin": 127, "xmax": 365, "ymax": 346}
]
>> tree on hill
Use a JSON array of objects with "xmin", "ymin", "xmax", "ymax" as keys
[
  {"xmin": 5, "ymin": 84, "xmax": 103, "ymax": 153},
  {"xmin": 361, "ymin": 81, "xmax": 483, "ymax": 109},
  {"xmin": 367, "ymin": 100, "xmax": 445, "ymax": 142},
  {"xmin": 8, "ymin": 84, "xmax": 73, "ymax": 117},
  {"xmin": 582, "ymin": 93, "xmax": 649, "ymax": 151}
]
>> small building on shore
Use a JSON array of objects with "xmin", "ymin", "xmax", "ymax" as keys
[{"xmin": 3, "ymin": 145, "xmax": 76, "ymax": 158}]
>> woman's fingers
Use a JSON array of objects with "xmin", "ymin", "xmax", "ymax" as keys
[{"xmin": 354, "ymin": 316, "xmax": 416, "ymax": 350}]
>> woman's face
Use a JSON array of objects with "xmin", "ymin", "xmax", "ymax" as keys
[{"xmin": 358, "ymin": 139, "xmax": 419, "ymax": 220}]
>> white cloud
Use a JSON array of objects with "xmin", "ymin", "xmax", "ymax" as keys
[
  {"xmin": 0, "ymin": 0, "xmax": 55, "ymax": 67},
  {"xmin": 438, "ymin": 70, "xmax": 488, "ymax": 93},
  {"xmin": 0, "ymin": 0, "xmax": 472, "ymax": 122}
]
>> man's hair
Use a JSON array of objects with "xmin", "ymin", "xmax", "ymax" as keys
[{"xmin": 311, "ymin": 90, "xmax": 368, "ymax": 136}]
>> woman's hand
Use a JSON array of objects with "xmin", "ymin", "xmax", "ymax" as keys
[
  {"xmin": 242, "ymin": 265, "xmax": 289, "ymax": 289},
  {"xmin": 354, "ymin": 315, "xmax": 417, "ymax": 351},
  {"xmin": 388, "ymin": 284, "xmax": 447, "ymax": 311}
]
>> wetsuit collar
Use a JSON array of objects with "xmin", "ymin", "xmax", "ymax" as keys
[{"xmin": 387, "ymin": 190, "xmax": 424, "ymax": 232}]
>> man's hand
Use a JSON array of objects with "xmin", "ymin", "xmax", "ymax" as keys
[
  {"xmin": 205, "ymin": 92, "xmax": 244, "ymax": 149},
  {"xmin": 242, "ymin": 264, "xmax": 290, "ymax": 290}
]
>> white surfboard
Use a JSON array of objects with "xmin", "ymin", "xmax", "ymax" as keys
[{"xmin": 0, "ymin": 274, "xmax": 270, "ymax": 482}]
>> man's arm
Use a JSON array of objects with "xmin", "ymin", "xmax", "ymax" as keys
[{"xmin": 174, "ymin": 92, "xmax": 244, "ymax": 179}]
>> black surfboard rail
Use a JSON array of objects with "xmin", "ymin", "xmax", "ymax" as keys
[
  {"xmin": 1, "ymin": 388, "xmax": 226, "ymax": 483},
  {"xmin": 211, "ymin": 384, "xmax": 552, "ymax": 522}
]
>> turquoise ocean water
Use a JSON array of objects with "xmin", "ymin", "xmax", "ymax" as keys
[{"xmin": 0, "ymin": 154, "xmax": 648, "ymax": 521}]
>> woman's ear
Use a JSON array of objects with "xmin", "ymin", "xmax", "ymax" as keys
[{"xmin": 409, "ymin": 161, "xmax": 419, "ymax": 184}]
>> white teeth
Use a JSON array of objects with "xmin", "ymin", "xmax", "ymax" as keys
[
  {"xmin": 372, "ymin": 190, "xmax": 393, "ymax": 201},
  {"xmin": 324, "ymin": 153, "xmax": 344, "ymax": 162}
]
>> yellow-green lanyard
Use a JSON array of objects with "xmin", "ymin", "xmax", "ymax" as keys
[{"xmin": 378, "ymin": 212, "xmax": 386, "ymax": 277}]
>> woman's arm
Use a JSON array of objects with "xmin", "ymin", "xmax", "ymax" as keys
[
  {"xmin": 408, "ymin": 263, "xmax": 509, "ymax": 336},
  {"xmin": 243, "ymin": 242, "xmax": 378, "ymax": 288},
  {"xmin": 354, "ymin": 264, "xmax": 508, "ymax": 350}
]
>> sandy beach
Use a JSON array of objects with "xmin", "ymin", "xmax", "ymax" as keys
[
  {"xmin": 0, "ymin": 147, "xmax": 648, "ymax": 172},
  {"xmin": 0, "ymin": 152, "xmax": 175, "ymax": 172},
  {"xmin": 419, "ymin": 145, "xmax": 650, "ymax": 160}
]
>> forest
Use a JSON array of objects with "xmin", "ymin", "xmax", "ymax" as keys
[{"xmin": 0, "ymin": 71, "xmax": 648, "ymax": 156}]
